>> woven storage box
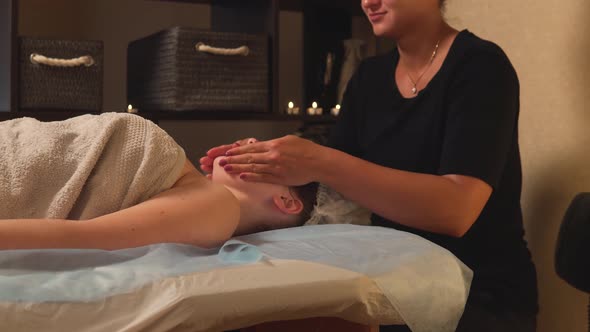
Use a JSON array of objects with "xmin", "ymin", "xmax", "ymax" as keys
[
  {"xmin": 128, "ymin": 26, "xmax": 270, "ymax": 112},
  {"xmin": 19, "ymin": 37, "xmax": 103, "ymax": 111}
]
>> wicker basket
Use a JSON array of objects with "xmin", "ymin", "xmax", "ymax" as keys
[
  {"xmin": 127, "ymin": 26, "xmax": 270, "ymax": 112},
  {"xmin": 19, "ymin": 37, "xmax": 103, "ymax": 111}
]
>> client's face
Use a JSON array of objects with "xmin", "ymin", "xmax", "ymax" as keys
[
  {"xmin": 211, "ymin": 157, "xmax": 302, "ymax": 234},
  {"xmin": 211, "ymin": 156, "xmax": 285, "ymax": 200}
]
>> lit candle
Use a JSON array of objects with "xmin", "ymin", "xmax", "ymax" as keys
[
  {"xmin": 127, "ymin": 104, "xmax": 138, "ymax": 113},
  {"xmin": 307, "ymin": 101, "xmax": 323, "ymax": 115},
  {"xmin": 286, "ymin": 101, "xmax": 300, "ymax": 115},
  {"xmin": 331, "ymin": 104, "xmax": 341, "ymax": 116}
]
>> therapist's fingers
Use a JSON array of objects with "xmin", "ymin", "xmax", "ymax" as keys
[
  {"xmin": 236, "ymin": 163, "xmax": 284, "ymax": 184},
  {"xmin": 222, "ymin": 160, "xmax": 277, "ymax": 175},
  {"xmin": 206, "ymin": 137, "xmax": 258, "ymax": 159},
  {"xmin": 200, "ymin": 138, "xmax": 258, "ymax": 174},
  {"xmin": 224, "ymin": 160, "xmax": 308, "ymax": 187},
  {"xmin": 199, "ymin": 156, "xmax": 213, "ymax": 167},
  {"xmin": 201, "ymin": 142, "xmax": 242, "ymax": 173},
  {"xmin": 206, "ymin": 143, "xmax": 239, "ymax": 159},
  {"xmin": 225, "ymin": 140, "xmax": 269, "ymax": 156},
  {"xmin": 219, "ymin": 152, "xmax": 271, "ymax": 169},
  {"xmin": 199, "ymin": 156, "xmax": 215, "ymax": 174}
]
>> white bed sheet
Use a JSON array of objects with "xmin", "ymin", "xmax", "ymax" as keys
[{"xmin": 0, "ymin": 224, "xmax": 472, "ymax": 332}]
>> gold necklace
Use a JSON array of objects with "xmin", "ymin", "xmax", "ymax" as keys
[{"xmin": 406, "ymin": 40, "xmax": 440, "ymax": 95}]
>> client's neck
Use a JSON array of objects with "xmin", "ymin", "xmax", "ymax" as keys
[{"xmin": 223, "ymin": 186, "xmax": 268, "ymax": 236}]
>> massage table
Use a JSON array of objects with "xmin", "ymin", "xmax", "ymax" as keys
[{"xmin": 0, "ymin": 224, "xmax": 472, "ymax": 332}]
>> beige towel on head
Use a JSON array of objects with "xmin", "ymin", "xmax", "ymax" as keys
[{"xmin": 0, "ymin": 112, "xmax": 186, "ymax": 220}]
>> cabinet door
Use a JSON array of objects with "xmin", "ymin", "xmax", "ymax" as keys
[{"xmin": 0, "ymin": 0, "xmax": 17, "ymax": 112}]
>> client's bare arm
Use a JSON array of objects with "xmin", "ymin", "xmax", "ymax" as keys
[{"xmin": 0, "ymin": 161, "xmax": 240, "ymax": 250}]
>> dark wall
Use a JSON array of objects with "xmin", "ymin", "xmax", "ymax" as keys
[{"xmin": 0, "ymin": 0, "xmax": 16, "ymax": 112}]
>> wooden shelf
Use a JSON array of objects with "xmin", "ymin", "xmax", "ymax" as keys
[{"xmin": 2, "ymin": 0, "xmax": 348, "ymax": 131}]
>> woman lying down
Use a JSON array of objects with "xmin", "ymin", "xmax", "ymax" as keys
[{"xmin": 0, "ymin": 112, "xmax": 317, "ymax": 250}]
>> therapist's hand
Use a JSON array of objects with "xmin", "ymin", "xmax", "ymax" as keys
[
  {"xmin": 199, "ymin": 138, "xmax": 258, "ymax": 175},
  {"xmin": 219, "ymin": 135, "xmax": 323, "ymax": 186}
]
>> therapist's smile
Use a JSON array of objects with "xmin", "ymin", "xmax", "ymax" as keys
[{"xmin": 367, "ymin": 11, "xmax": 386, "ymax": 23}]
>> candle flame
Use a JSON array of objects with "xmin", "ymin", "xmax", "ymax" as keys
[
  {"xmin": 312, "ymin": 101, "xmax": 318, "ymax": 108},
  {"xmin": 288, "ymin": 101, "xmax": 294, "ymax": 108}
]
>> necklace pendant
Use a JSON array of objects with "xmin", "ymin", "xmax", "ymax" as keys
[{"xmin": 411, "ymin": 86, "xmax": 417, "ymax": 94}]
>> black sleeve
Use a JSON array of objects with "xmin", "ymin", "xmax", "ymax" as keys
[
  {"xmin": 437, "ymin": 51, "xmax": 519, "ymax": 188},
  {"xmin": 327, "ymin": 62, "xmax": 364, "ymax": 157}
]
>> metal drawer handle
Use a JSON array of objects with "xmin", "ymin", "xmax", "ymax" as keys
[
  {"xmin": 195, "ymin": 42, "xmax": 249, "ymax": 56},
  {"xmin": 30, "ymin": 53, "xmax": 95, "ymax": 67}
]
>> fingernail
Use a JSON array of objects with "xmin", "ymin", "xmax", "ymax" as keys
[
  {"xmin": 225, "ymin": 150, "xmax": 233, "ymax": 156},
  {"xmin": 219, "ymin": 158, "xmax": 227, "ymax": 166},
  {"xmin": 240, "ymin": 173, "xmax": 247, "ymax": 180},
  {"xmin": 224, "ymin": 165, "xmax": 233, "ymax": 172},
  {"xmin": 232, "ymin": 143, "xmax": 240, "ymax": 147}
]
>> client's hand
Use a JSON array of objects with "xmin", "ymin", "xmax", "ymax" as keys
[{"xmin": 199, "ymin": 138, "xmax": 258, "ymax": 175}]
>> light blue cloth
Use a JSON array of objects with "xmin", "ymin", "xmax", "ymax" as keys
[
  {"xmin": 0, "ymin": 224, "xmax": 472, "ymax": 332},
  {"xmin": 218, "ymin": 239, "xmax": 262, "ymax": 263}
]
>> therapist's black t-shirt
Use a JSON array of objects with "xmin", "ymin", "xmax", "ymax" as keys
[{"xmin": 328, "ymin": 30, "xmax": 538, "ymax": 314}]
